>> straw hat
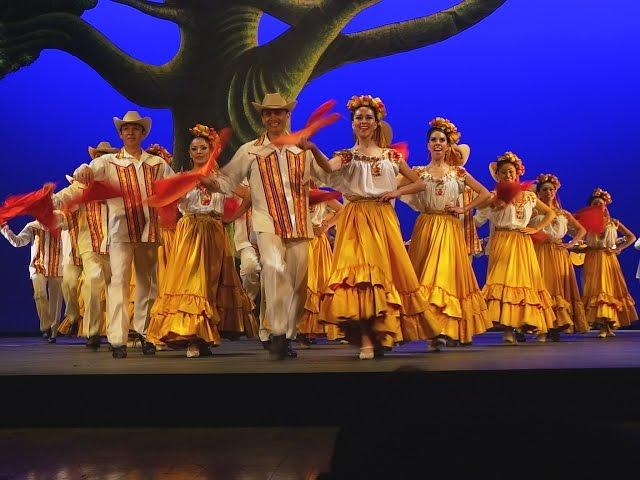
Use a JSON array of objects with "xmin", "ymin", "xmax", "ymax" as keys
[
  {"xmin": 488, "ymin": 162, "xmax": 499, "ymax": 181},
  {"xmin": 113, "ymin": 111, "xmax": 152, "ymax": 139},
  {"xmin": 88, "ymin": 141, "xmax": 119, "ymax": 159},
  {"xmin": 251, "ymin": 93, "xmax": 297, "ymax": 112}
]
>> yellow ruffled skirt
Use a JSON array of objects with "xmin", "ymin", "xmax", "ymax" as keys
[
  {"xmin": 483, "ymin": 230, "xmax": 556, "ymax": 332},
  {"xmin": 319, "ymin": 200, "xmax": 438, "ymax": 347},
  {"xmin": 157, "ymin": 227, "xmax": 176, "ymax": 287},
  {"xmin": 534, "ymin": 242, "xmax": 588, "ymax": 332},
  {"xmin": 298, "ymin": 233, "xmax": 342, "ymax": 340},
  {"xmin": 408, "ymin": 212, "xmax": 491, "ymax": 344},
  {"xmin": 147, "ymin": 214, "xmax": 257, "ymax": 347},
  {"xmin": 582, "ymin": 249, "xmax": 638, "ymax": 328}
]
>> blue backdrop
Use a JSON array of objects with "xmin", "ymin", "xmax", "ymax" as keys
[{"xmin": 1, "ymin": 1, "xmax": 638, "ymax": 332}]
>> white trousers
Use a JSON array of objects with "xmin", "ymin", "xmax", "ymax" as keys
[
  {"xmin": 80, "ymin": 251, "xmax": 110, "ymax": 338},
  {"xmin": 256, "ymin": 232, "xmax": 309, "ymax": 340},
  {"xmin": 107, "ymin": 243, "xmax": 157, "ymax": 347},
  {"xmin": 61, "ymin": 262, "xmax": 82, "ymax": 325},
  {"xmin": 31, "ymin": 274, "xmax": 63, "ymax": 333}
]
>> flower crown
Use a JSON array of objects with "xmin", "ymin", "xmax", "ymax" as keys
[
  {"xmin": 346, "ymin": 95, "xmax": 386, "ymax": 120},
  {"xmin": 189, "ymin": 123, "xmax": 221, "ymax": 147},
  {"xmin": 591, "ymin": 187, "xmax": 612, "ymax": 205},
  {"xmin": 536, "ymin": 173, "xmax": 561, "ymax": 190},
  {"xmin": 428, "ymin": 117, "xmax": 461, "ymax": 144},
  {"xmin": 496, "ymin": 151, "xmax": 525, "ymax": 176},
  {"xmin": 146, "ymin": 144, "xmax": 173, "ymax": 164}
]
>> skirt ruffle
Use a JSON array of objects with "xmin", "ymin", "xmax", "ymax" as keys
[
  {"xmin": 582, "ymin": 250, "xmax": 638, "ymax": 328},
  {"xmin": 319, "ymin": 200, "xmax": 438, "ymax": 347},
  {"xmin": 534, "ymin": 242, "xmax": 588, "ymax": 333},
  {"xmin": 147, "ymin": 214, "xmax": 256, "ymax": 347},
  {"xmin": 408, "ymin": 213, "xmax": 491, "ymax": 343},
  {"xmin": 483, "ymin": 230, "xmax": 556, "ymax": 332}
]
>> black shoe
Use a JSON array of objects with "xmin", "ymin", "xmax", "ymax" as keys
[
  {"xmin": 48, "ymin": 336, "xmax": 57, "ymax": 344},
  {"xmin": 373, "ymin": 345, "xmax": 386, "ymax": 358},
  {"xmin": 86, "ymin": 335, "xmax": 101, "ymax": 350},
  {"xmin": 112, "ymin": 345, "xmax": 127, "ymax": 359},
  {"xmin": 260, "ymin": 339, "xmax": 272, "ymax": 350},
  {"xmin": 68, "ymin": 322, "xmax": 79, "ymax": 336},
  {"xmin": 42, "ymin": 328, "xmax": 52, "ymax": 340},
  {"xmin": 198, "ymin": 343, "xmax": 213, "ymax": 357},
  {"xmin": 514, "ymin": 330, "xmax": 527, "ymax": 343},
  {"xmin": 269, "ymin": 334, "xmax": 286, "ymax": 360},
  {"xmin": 285, "ymin": 339, "xmax": 298, "ymax": 358},
  {"xmin": 550, "ymin": 330, "xmax": 561, "ymax": 342},
  {"xmin": 136, "ymin": 333, "xmax": 156, "ymax": 355},
  {"xmin": 142, "ymin": 341, "xmax": 156, "ymax": 355}
]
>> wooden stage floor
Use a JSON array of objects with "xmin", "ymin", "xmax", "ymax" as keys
[
  {"xmin": 3, "ymin": 332, "xmax": 640, "ymax": 478},
  {"xmin": 2, "ymin": 331, "xmax": 640, "ymax": 429},
  {"xmin": 1, "ymin": 330, "xmax": 640, "ymax": 375}
]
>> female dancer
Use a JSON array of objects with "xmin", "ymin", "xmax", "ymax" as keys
[
  {"xmin": 147, "ymin": 124, "xmax": 257, "ymax": 357},
  {"xmin": 400, "ymin": 117, "xmax": 492, "ymax": 347},
  {"xmin": 581, "ymin": 188, "xmax": 637, "ymax": 337},
  {"xmin": 530, "ymin": 173, "xmax": 588, "ymax": 340},
  {"xmin": 476, "ymin": 152, "xmax": 556, "ymax": 343},
  {"xmin": 299, "ymin": 95, "xmax": 439, "ymax": 359},
  {"xmin": 297, "ymin": 185, "xmax": 343, "ymax": 344}
]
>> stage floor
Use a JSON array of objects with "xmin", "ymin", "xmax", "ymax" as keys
[
  {"xmin": 1, "ymin": 330, "xmax": 640, "ymax": 375},
  {"xmin": 3, "ymin": 331, "xmax": 640, "ymax": 430}
]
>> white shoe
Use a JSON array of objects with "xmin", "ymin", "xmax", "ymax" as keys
[
  {"xmin": 358, "ymin": 346, "xmax": 374, "ymax": 360},
  {"xmin": 186, "ymin": 344, "xmax": 201, "ymax": 358},
  {"xmin": 536, "ymin": 333, "xmax": 547, "ymax": 343}
]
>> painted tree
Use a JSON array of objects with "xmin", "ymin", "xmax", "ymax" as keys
[{"xmin": 0, "ymin": 0, "xmax": 506, "ymax": 167}]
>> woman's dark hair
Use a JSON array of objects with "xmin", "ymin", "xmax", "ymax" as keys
[
  {"xmin": 350, "ymin": 104, "xmax": 378, "ymax": 121},
  {"xmin": 587, "ymin": 195, "xmax": 602, "ymax": 206},
  {"xmin": 426, "ymin": 127, "xmax": 452, "ymax": 145},
  {"xmin": 496, "ymin": 159, "xmax": 516, "ymax": 173}
]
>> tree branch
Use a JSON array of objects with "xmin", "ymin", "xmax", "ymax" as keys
[
  {"xmin": 263, "ymin": 0, "xmax": 378, "ymax": 85},
  {"xmin": 2, "ymin": 13, "xmax": 177, "ymax": 106},
  {"xmin": 110, "ymin": 0, "xmax": 185, "ymax": 23},
  {"xmin": 311, "ymin": 0, "xmax": 507, "ymax": 79},
  {"xmin": 244, "ymin": 0, "xmax": 321, "ymax": 25}
]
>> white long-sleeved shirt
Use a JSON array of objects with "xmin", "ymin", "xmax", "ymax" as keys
[
  {"xmin": 1, "ymin": 221, "xmax": 63, "ymax": 278},
  {"xmin": 328, "ymin": 148, "xmax": 402, "ymax": 199},
  {"xmin": 401, "ymin": 166, "xmax": 466, "ymax": 212},
  {"xmin": 217, "ymin": 134, "xmax": 327, "ymax": 240},
  {"xmin": 54, "ymin": 182, "xmax": 109, "ymax": 256},
  {"xmin": 73, "ymin": 149, "xmax": 173, "ymax": 244}
]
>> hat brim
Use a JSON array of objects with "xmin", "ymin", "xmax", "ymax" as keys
[
  {"xmin": 113, "ymin": 117, "xmax": 152, "ymax": 139},
  {"xmin": 65, "ymin": 174, "xmax": 88, "ymax": 188},
  {"xmin": 251, "ymin": 100, "xmax": 297, "ymax": 113},
  {"xmin": 88, "ymin": 146, "xmax": 120, "ymax": 159},
  {"xmin": 488, "ymin": 162, "xmax": 499, "ymax": 182}
]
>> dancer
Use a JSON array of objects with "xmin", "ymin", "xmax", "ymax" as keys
[
  {"xmin": 56, "ymin": 141, "xmax": 115, "ymax": 346},
  {"xmin": 400, "ymin": 117, "xmax": 492, "ymax": 347},
  {"xmin": 58, "ymin": 208, "xmax": 83, "ymax": 337},
  {"xmin": 208, "ymin": 92, "xmax": 330, "ymax": 360},
  {"xmin": 74, "ymin": 111, "xmax": 173, "ymax": 358},
  {"xmin": 146, "ymin": 124, "xmax": 256, "ymax": 357},
  {"xmin": 300, "ymin": 94, "xmax": 439, "ymax": 359},
  {"xmin": 297, "ymin": 186, "xmax": 343, "ymax": 344},
  {"xmin": 1, "ymin": 220, "xmax": 63, "ymax": 341},
  {"xmin": 581, "ymin": 188, "xmax": 637, "ymax": 336},
  {"xmin": 530, "ymin": 173, "xmax": 588, "ymax": 340},
  {"xmin": 476, "ymin": 152, "xmax": 556, "ymax": 343}
]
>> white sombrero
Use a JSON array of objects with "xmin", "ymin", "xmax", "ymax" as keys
[
  {"xmin": 113, "ymin": 111, "xmax": 152, "ymax": 139},
  {"xmin": 251, "ymin": 93, "xmax": 297, "ymax": 112}
]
